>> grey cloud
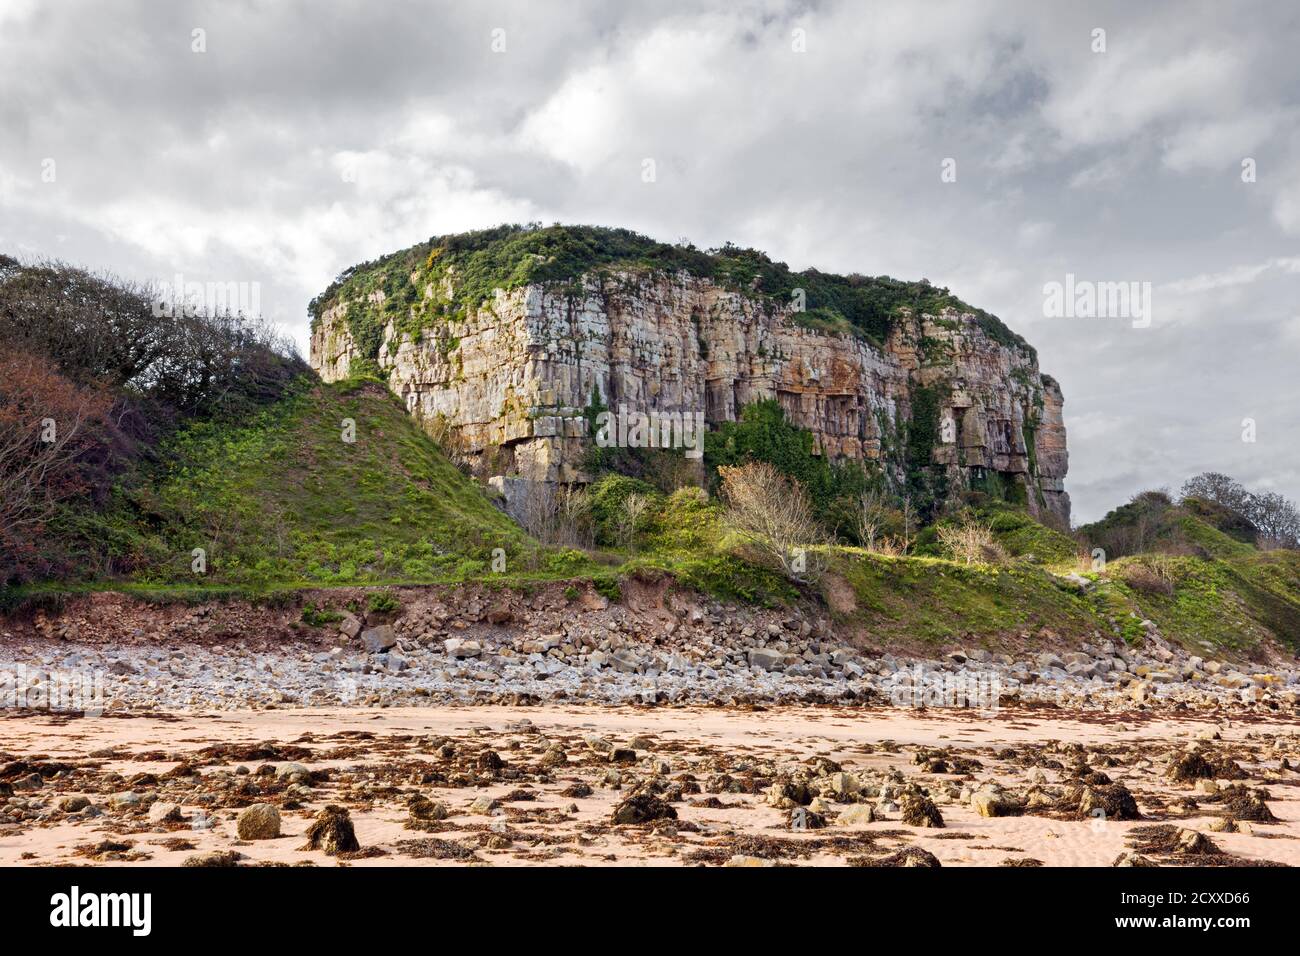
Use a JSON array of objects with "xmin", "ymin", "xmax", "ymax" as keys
[{"xmin": 2, "ymin": 0, "xmax": 1298, "ymax": 522}]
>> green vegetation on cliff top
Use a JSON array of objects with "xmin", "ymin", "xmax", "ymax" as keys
[{"xmin": 309, "ymin": 223, "xmax": 1034, "ymax": 360}]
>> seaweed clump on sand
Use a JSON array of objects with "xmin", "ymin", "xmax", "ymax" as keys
[{"xmin": 849, "ymin": 847, "xmax": 941, "ymax": 868}]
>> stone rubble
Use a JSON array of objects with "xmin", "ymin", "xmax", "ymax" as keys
[{"xmin": 2, "ymin": 589, "xmax": 1295, "ymax": 714}]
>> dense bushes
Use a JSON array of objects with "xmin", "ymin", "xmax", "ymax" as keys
[
  {"xmin": 0, "ymin": 257, "xmax": 307, "ymax": 420},
  {"xmin": 1079, "ymin": 478, "xmax": 1300, "ymax": 560},
  {"xmin": 0, "ymin": 256, "xmax": 310, "ymax": 586},
  {"xmin": 1179, "ymin": 472, "xmax": 1299, "ymax": 549}
]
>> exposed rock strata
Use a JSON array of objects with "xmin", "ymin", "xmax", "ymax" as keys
[{"xmin": 311, "ymin": 272, "xmax": 1070, "ymax": 524}]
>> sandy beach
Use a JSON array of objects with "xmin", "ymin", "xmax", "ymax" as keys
[{"xmin": 3, "ymin": 702, "xmax": 1296, "ymax": 867}]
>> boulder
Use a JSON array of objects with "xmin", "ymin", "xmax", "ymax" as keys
[
  {"xmin": 837, "ymin": 803, "xmax": 877, "ymax": 825},
  {"xmin": 1112, "ymin": 851, "xmax": 1158, "ymax": 867},
  {"xmin": 900, "ymin": 790, "xmax": 944, "ymax": 828},
  {"xmin": 747, "ymin": 648, "xmax": 784, "ymax": 671},
  {"xmin": 237, "ymin": 803, "xmax": 281, "ymax": 840},
  {"xmin": 360, "ymin": 625, "xmax": 397, "ymax": 653},
  {"xmin": 971, "ymin": 790, "xmax": 1023, "ymax": 818}
]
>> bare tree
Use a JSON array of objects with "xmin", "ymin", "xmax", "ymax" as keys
[
  {"xmin": 1180, "ymin": 472, "xmax": 1251, "ymax": 516},
  {"xmin": 718, "ymin": 462, "xmax": 826, "ymax": 582},
  {"xmin": 555, "ymin": 485, "xmax": 594, "ymax": 548},
  {"xmin": 0, "ymin": 352, "xmax": 111, "ymax": 580},
  {"xmin": 619, "ymin": 492, "xmax": 651, "ymax": 552},
  {"xmin": 898, "ymin": 496, "xmax": 918, "ymax": 554},
  {"xmin": 511, "ymin": 480, "xmax": 593, "ymax": 548},
  {"xmin": 854, "ymin": 489, "xmax": 889, "ymax": 550}
]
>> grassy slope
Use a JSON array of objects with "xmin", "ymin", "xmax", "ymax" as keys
[
  {"xmin": 830, "ymin": 550, "xmax": 1100, "ymax": 645},
  {"xmin": 1105, "ymin": 550, "xmax": 1300, "ymax": 656},
  {"xmin": 7, "ymin": 378, "xmax": 579, "ymax": 605},
  {"xmin": 826, "ymin": 503, "xmax": 1300, "ymax": 656},
  {"xmin": 1071, "ymin": 498, "xmax": 1300, "ymax": 655},
  {"xmin": 131, "ymin": 378, "xmax": 545, "ymax": 587},
  {"xmin": 8, "ymin": 374, "xmax": 1296, "ymax": 660}
]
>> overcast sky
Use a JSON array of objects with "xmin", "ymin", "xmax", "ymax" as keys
[{"xmin": 2, "ymin": 0, "xmax": 1298, "ymax": 522}]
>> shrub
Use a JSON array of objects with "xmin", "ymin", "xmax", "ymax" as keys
[
  {"xmin": 1118, "ymin": 558, "xmax": 1176, "ymax": 596},
  {"xmin": 718, "ymin": 461, "xmax": 826, "ymax": 582},
  {"xmin": 0, "ymin": 257, "xmax": 307, "ymax": 421},
  {"xmin": 301, "ymin": 603, "xmax": 344, "ymax": 627},
  {"xmin": 936, "ymin": 518, "xmax": 1004, "ymax": 566},
  {"xmin": 705, "ymin": 399, "xmax": 878, "ymax": 539},
  {"xmin": 586, "ymin": 474, "xmax": 658, "ymax": 547},
  {"xmin": 366, "ymin": 591, "xmax": 401, "ymax": 615},
  {"xmin": 0, "ymin": 351, "xmax": 116, "ymax": 583}
]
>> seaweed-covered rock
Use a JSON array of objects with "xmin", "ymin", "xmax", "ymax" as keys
[
  {"xmin": 1078, "ymin": 784, "xmax": 1141, "ymax": 820},
  {"xmin": 407, "ymin": 794, "xmax": 449, "ymax": 826},
  {"xmin": 789, "ymin": 807, "xmax": 827, "ymax": 830},
  {"xmin": 1217, "ymin": 786, "xmax": 1278, "ymax": 823},
  {"xmin": 182, "ymin": 850, "xmax": 242, "ymax": 867},
  {"xmin": 301, "ymin": 804, "xmax": 360, "ymax": 855},
  {"xmin": 1167, "ymin": 751, "xmax": 1214, "ymax": 783},
  {"xmin": 476, "ymin": 749, "xmax": 505, "ymax": 772},
  {"xmin": 851, "ymin": 847, "xmax": 942, "ymax": 867},
  {"xmin": 1175, "ymin": 828, "xmax": 1221, "ymax": 856},
  {"xmin": 611, "ymin": 793, "xmax": 677, "ymax": 825},
  {"xmin": 900, "ymin": 789, "xmax": 944, "ymax": 828},
  {"xmin": 765, "ymin": 779, "xmax": 813, "ymax": 809}
]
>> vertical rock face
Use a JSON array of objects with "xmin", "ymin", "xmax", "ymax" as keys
[{"xmin": 311, "ymin": 271, "xmax": 1069, "ymax": 525}]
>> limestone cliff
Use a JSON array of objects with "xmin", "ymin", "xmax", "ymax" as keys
[{"xmin": 310, "ymin": 228, "xmax": 1069, "ymax": 525}]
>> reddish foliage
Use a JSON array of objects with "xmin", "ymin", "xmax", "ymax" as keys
[{"xmin": 0, "ymin": 350, "xmax": 115, "ymax": 582}]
